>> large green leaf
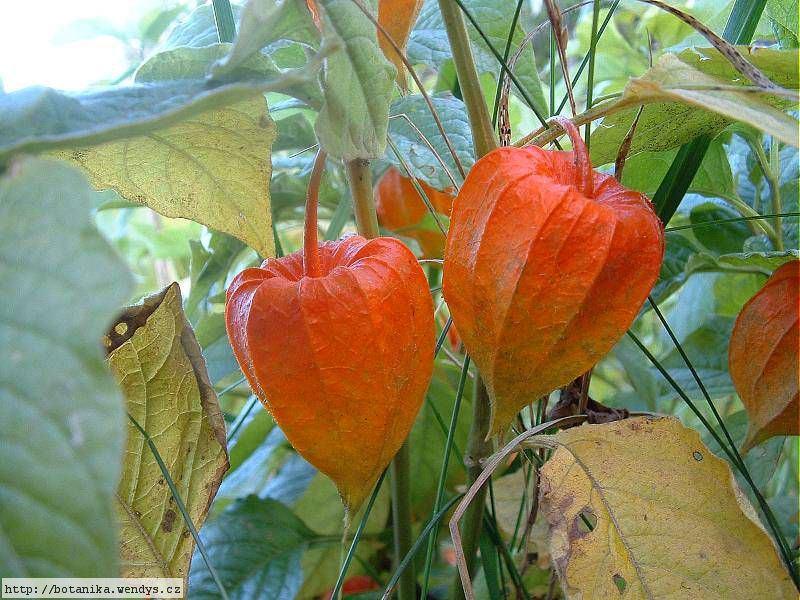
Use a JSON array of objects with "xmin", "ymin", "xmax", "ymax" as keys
[
  {"xmin": 108, "ymin": 283, "xmax": 229, "ymax": 579},
  {"xmin": 314, "ymin": 0, "xmax": 396, "ymax": 160},
  {"xmin": 161, "ymin": 4, "xmax": 243, "ymax": 50},
  {"xmin": 690, "ymin": 202, "xmax": 752, "ymax": 254},
  {"xmin": 0, "ymin": 158, "xmax": 132, "ymax": 576},
  {"xmin": 0, "ymin": 55, "xmax": 319, "ymax": 163},
  {"xmin": 385, "ymin": 94, "xmax": 475, "ymax": 190},
  {"xmin": 189, "ymin": 496, "xmax": 318, "ymax": 599},
  {"xmin": 407, "ymin": 0, "xmax": 547, "ymax": 116},
  {"xmin": 589, "ymin": 47, "xmax": 799, "ymax": 165}
]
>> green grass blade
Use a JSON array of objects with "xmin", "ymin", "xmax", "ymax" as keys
[
  {"xmin": 420, "ymin": 356, "xmax": 471, "ymax": 597},
  {"xmin": 127, "ymin": 413, "xmax": 230, "ymax": 600},
  {"xmin": 664, "ymin": 212, "xmax": 800, "ymax": 232},
  {"xmin": 491, "ymin": 0, "xmax": 525, "ymax": 127},
  {"xmin": 584, "ymin": 0, "xmax": 602, "ymax": 148},
  {"xmin": 450, "ymin": 0, "xmax": 549, "ymax": 128},
  {"xmin": 212, "ymin": 0, "xmax": 237, "ymax": 44},
  {"xmin": 331, "ymin": 469, "xmax": 388, "ymax": 599},
  {"xmin": 381, "ymin": 494, "xmax": 465, "ymax": 599}
]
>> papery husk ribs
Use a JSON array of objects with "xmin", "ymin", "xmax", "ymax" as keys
[{"xmin": 444, "ymin": 121, "xmax": 665, "ymax": 436}]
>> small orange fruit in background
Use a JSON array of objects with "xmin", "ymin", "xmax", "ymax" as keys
[
  {"xmin": 729, "ymin": 259, "xmax": 799, "ymax": 451},
  {"xmin": 443, "ymin": 118, "xmax": 664, "ymax": 436},
  {"xmin": 225, "ymin": 152, "xmax": 435, "ymax": 513},
  {"xmin": 375, "ymin": 166, "xmax": 454, "ymax": 257}
]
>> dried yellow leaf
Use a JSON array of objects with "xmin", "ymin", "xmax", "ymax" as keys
[{"xmin": 537, "ymin": 416, "xmax": 794, "ymax": 599}]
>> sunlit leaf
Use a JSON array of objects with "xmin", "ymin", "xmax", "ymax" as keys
[
  {"xmin": 538, "ymin": 416, "xmax": 796, "ymax": 599},
  {"xmin": 59, "ymin": 46, "xmax": 281, "ymax": 257},
  {"xmin": 108, "ymin": 283, "xmax": 229, "ymax": 579},
  {"xmin": 589, "ymin": 47, "xmax": 799, "ymax": 165},
  {"xmin": 0, "ymin": 158, "xmax": 132, "ymax": 576}
]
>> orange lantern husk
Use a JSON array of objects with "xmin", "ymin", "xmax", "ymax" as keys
[
  {"xmin": 375, "ymin": 167, "xmax": 454, "ymax": 258},
  {"xmin": 443, "ymin": 119, "xmax": 665, "ymax": 437},
  {"xmin": 729, "ymin": 259, "xmax": 799, "ymax": 451},
  {"xmin": 226, "ymin": 152, "xmax": 435, "ymax": 513}
]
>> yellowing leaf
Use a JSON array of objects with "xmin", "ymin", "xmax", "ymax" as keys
[
  {"xmin": 377, "ymin": 0, "xmax": 423, "ymax": 89},
  {"xmin": 537, "ymin": 416, "xmax": 795, "ymax": 599},
  {"xmin": 108, "ymin": 283, "xmax": 228, "ymax": 580},
  {"xmin": 62, "ymin": 98, "xmax": 276, "ymax": 257},
  {"xmin": 586, "ymin": 47, "xmax": 798, "ymax": 165}
]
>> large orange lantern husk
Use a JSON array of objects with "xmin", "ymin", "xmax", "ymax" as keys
[
  {"xmin": 226, "ymin": 155, "xmax": 435, "ymax": 513},
  {"xmin": 443, "ymin": 119, "xmax": 664, "ymax": 437},
  {"xmin": 729, "ymin": 259, "xmax": 799, "ymax": 451},
  {"xmin": 375, "ymin": 167, "xmax": 454, "ymax": 258}
]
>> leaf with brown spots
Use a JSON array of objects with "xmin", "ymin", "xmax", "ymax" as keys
[
  {"xmin": 109, "ymin": 284, "xmax": 228, "ymax": 581},
  {"xmin": 537, "ymin": 416, "xmax": 795, "ymax": 599}
]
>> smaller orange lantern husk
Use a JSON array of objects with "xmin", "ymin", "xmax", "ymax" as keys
[
  {"xmin": 729, "ymin": 259, "xmax": 799, "ymax": 451},
  {"xmin": 375, "ymin": 166, "xmax": 454, "ymax": 258}
]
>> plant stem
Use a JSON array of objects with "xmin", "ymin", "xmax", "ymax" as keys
[
  {"xmin": 437, "ymin": 2, "xmax": 498, "ymax": 595},
  {"xmin": 437, "ymin": 0, "xmax": 498, "ymax": 158},
  {"xmin": 450, "ymin": 378, "xmax": 494, "ymax": 600},
  {"xmin": 389, "ymin": 442, "xmax": 415, "ymax": 600},
  {"xmin": 345, "ymin": 159, "xmax": 380, "ymax": 238},
  {"xmin": 345, "ymin": 156, "xmax": 413, "ymax": 598},
  {"xmin": 304, "ymin": 150, "xmax": 327, "ymax": 277}
]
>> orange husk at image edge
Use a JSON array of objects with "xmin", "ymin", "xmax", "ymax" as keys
[
  {"xmin": 443, "ymin": 120, "xmax": 665, "ymax": 437},
  {"xmin": 225, "ymin": 235, "xmax": 435, "ymax": 514},
  {"xmin": 729, "ymin": 259, "xmax": 799, "ymax": 451}
]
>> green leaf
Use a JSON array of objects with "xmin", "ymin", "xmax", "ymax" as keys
[
  {"xmin": 189, "ymin": 496, "xmax": 317, "ymax": 599},
  {"xmin": 186, "ymin": 231, "xmax": 246, "ymax": 321},
  {"xmin": 56, "ymin": 45, "xmax": 282, "ymax": 257},
  {"xmin": 161, "ymin": 4, "xmax": 243, "ymax": 50},
  {"xmin": 108, "ymin": 283, "xmax": 229, "ymax": 578},
  {"xmin": 407, "ymin": 0, "xmax": 547, "ymax": 116},
  {"xmin": 687, "ymin": 248, "xmax": 799, "ymax": 276},
  {"xmin": 274, "ymin": 111, "xmax": 318, "ymax": 152},
  {"xmin": 766, "ymin": 0, "xmax": 799, "ymax": 38},
  {"xmin": 386, "ymin": 94, "xmax": 475, "ymax": 190},
  {"xmin": 212, "ymin": 0, "xmax": 320, "ymax": 78},
  {"xmin": 314, "ymin": 0, "xmax": 396, "ymax": 160},
  {"xmin": 650, "ymin": 232, "xmax": 703, "ymax": 304},
  {"xmin": 0, "ymin": 54, "xmax": 320, "ymax": 164},
  {"xmin": 294, "ymin": 474, "xmax": 390, "ymax": 598},
  {"xmin": 690, "ymin": 202, "xmax": 752, "ymax": 254},
  {"xmin": 590, "ymin": 47, "xmax": 799, "ymax": 166},
  {"xmin": 228, "ymin": 408, "xmax": 275, "ymax": 473},
  {"xmin": 217, "ymin": 426, "xmax": 315, "ymax": 512},
  {"xmin": 0, "ymin": 158, "xmax": 132, "ymax": 576},
  {"xmin": 195, "ymin": 312, "xmax": 241, "ymax": 384},
  {"xmin": 620, "ymin": 137, "xmax": 737, "ymax": 201}
]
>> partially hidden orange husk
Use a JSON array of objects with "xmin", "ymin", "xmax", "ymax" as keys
[
  {"xmin": 729, "ymin": 259, "xmax": 799, "ymax": 451},
  {"xmin": 375, "ymin": 167, "xmax": 454, "ymax": 258}
]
